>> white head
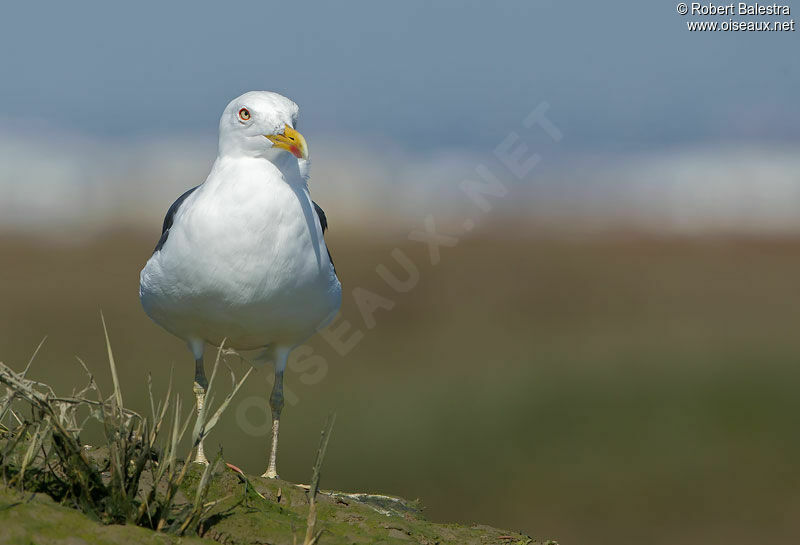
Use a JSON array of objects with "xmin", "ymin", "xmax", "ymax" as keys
[{"xmin": 217, "ymin": 91, "xmax": 309, "ymax": 165}]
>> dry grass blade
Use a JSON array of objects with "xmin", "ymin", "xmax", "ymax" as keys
[
  {"xmin": 100, "ymin": 312, "xmax": 124, "ymax": 411},
  {"xmin": 304, "ymin": 413, "xmax": 336, "ymax": 545},
  {"xmin": 22, "ymin": 336, "xmax": 47, "ymax": 378},
  {"xmin": 165, "ymin": 396, "xmax": 184, "ymax": 478},
  {"xmin": 0, "ymin": 389, "xmax": 17, "ymax": 429},
  {"xmin": 12, "ymin": 423, "xmax": 46, "ymax": 489},
  {"xmin": 147, "ymin": 373, "xmax": 158, "ymax": 423},
  {"xmin": 0, "ymin": 337, "xmax": 49, "ymax": 424},
  {"xmin": 309, "ymin": 413, "xmax": 336, "ymax": 499},
  {"xmin": 192, "ymin": 341, "xmax": 252, "ymax": 448},
  {"xmin": 0, "ymin": 361, "xmax": 59, "ymax": 415},
  {"xmin": 75, "ymin": 356, "xmax": 104, "ymax": 414},
  {"xmin": 202, "ymin": 367, "xmax": 252, "ymax": 437},
  {"xmin": 147, "ymin": 368, "xmax": 173, "ymax": 446}
]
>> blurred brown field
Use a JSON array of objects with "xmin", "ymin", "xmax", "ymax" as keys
[{"xmin": 2, "ymin": 227, "xmax": 800, "ymax": 545}]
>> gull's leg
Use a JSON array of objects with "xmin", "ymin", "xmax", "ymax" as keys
[
  {"xmin": 262, "ymin": 347, "xmax": 290, "ymax": 479},
  {"xmin": 189, "ymin": 339, "xmax": 208, "ymax": 465}
]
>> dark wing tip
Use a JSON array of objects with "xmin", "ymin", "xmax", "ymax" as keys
[
  {"xmin": 153, "ymin": 185, "xmax": 199, "ymax": 253},
  {"xmin": 312, "ymin": 200, "xmax": 335, "ymax": 272},
  {"xmin": 313, "ymin": 201, "xmax": 328, "ymax": 233}
]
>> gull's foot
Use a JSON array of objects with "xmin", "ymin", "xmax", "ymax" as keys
[
  {"xmin": 192, "ymin": 452, "xmax": 209, "ymax": 465},
  {"xmin": 261, "ymin": 469, "xmax": 279, "ymax": 479}
]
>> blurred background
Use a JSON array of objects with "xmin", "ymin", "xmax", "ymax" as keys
[{"xmin": 2, "ymin": 1, "xmax": 799, "ymax": 544}]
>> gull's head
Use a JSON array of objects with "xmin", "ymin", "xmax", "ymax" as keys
[{"xmin": 218, "ymin": 91, "xmax": 308, "ymax": 163}]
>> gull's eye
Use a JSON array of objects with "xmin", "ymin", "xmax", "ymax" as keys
[{"xmin": 238, "ymin": 108, "xmax": 251, "ymax": 121}]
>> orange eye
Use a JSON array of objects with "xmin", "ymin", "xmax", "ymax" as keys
[{"xmin": 238, "ymin": 108, "xmax": 251, "ymax": 121}]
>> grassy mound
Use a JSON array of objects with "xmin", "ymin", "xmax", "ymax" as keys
[
  {"xmin": 0, "ymin": 449, "xmax": 540, "ymax": 545},
  {"xmin": 0, "ymin": 486, "xmax": 207, "ymax": 545},
  {"xmin": 0, "ymin": 337, "xmax": 547, "ymax": 545}
]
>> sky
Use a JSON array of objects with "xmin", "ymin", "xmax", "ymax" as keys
[
  {"xmin": 2, "ymin": 1, "xmax": 799, "ymax": 235},
  {"xmin": 1, "ymin": 0, "xmax": 798, "ymax": 155}
]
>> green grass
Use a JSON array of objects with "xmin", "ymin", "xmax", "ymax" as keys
[
  {"xmin": 0, "ymin": 352, "xmax": 540, "ymax": 544},
  {"xmin": 0, "ymin": 332, "xmax": 252, "ymax": 536}
]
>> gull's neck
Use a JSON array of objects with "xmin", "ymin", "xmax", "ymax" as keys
[{"xmin": 211, "ymin": 151, "xmax": 308, "ymax": 190}]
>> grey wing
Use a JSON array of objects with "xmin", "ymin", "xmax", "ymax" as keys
[
  {"xmin": 153, "ymin": 185, "xmax": 199, "ymax": 253},
  {"xmin": 313, "ymin": 201, "xmax": 335, "ymax": 272}
]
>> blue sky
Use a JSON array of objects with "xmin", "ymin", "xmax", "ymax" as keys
[{"xmin": 1, "ymin": 0, "xmax": 797, "ymax": 154}]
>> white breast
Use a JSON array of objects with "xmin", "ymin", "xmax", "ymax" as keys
[{"xmin": 139, "ymin": 156, "xmax": 341, "ymax": 350}]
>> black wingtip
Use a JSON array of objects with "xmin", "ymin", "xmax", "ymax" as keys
[
  {"xmin": 312, "ymin": 200, "xmax": 335, "ymax": 272},
  {"xmin": 153, "ymin": 185, "xmax": 199, "ymax": 254},
  {"xmin": 313, "ymin": 201, "xmax": 328, "ymax": 233}
]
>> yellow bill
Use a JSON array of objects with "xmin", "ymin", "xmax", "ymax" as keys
[{"xmin": 265, "ymin": 124, "xmax": 308, "ymax": 160}]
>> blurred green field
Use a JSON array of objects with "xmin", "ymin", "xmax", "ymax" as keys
[{"xmin": 2, "ymin": 228, "xmax": 799, "ymax": 545}]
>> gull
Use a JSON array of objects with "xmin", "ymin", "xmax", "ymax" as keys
[{"xmin": 139, "ymin": 91, "xmax": 342, "ymax": 478}]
